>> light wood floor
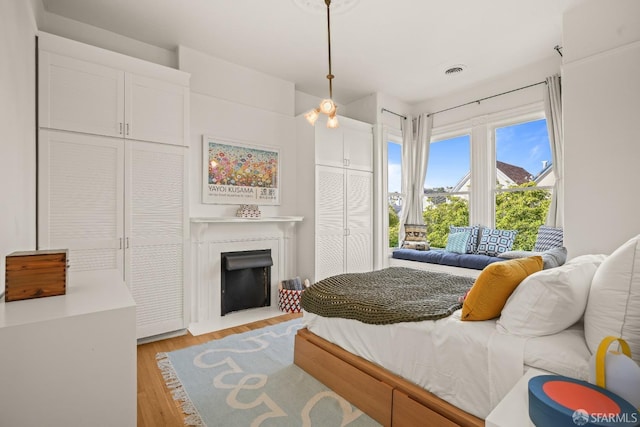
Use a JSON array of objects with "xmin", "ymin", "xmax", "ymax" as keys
[{"xmin": 137, "ymin": 313, "xmax": 302, "ymax": 427}]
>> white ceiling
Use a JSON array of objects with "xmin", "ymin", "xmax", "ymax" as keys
[{"xmin": 40, "ymin": 0, "xmax": 586, "ymax": 105}]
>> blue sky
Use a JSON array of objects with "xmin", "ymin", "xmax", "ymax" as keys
[{"xmin": 388, "ymin": 118, "xmax": 551, "ymax": 192}]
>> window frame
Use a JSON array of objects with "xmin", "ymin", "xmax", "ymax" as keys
[
  {"xmin": 380, "ymin": 102, "xmax": 555, "ymax": 255},
  {"xmin": 490, "ymin": 112, "xmax": 555, "ymax": 250},
  {"xmin": 384, "ymin": 130, "xmax": 403, "ymax": 250}
]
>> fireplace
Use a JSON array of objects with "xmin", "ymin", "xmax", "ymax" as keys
[{"xmin": 220, "ymin": 249, "xmax": 273, "ymax": 316}]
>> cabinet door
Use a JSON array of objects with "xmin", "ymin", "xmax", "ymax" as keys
[
  {"xmin": 315, "ymin": 165, "xmax": 345, "ymax": 281},
  {"xmin": 344, "ymin": 126, "xmax": 373, "ymax": 172},
  {"xmin": 345, "ymin": 170, "xmax": 373, "ymax": 273},
  {"xmin": 38, "ymin": 130, "xmax": 124, "ymax": 281},
  {"xmin": 39, "ymin": 52, "xmax": 125, "ymax": 138},
  {"xmin": 124, "ymin": 141, "xmax": 187, "ymax": 338},
  {"xmin": 314, "ymin": 124, "xmax": 344, "ymax": 168},
  {"xmin": 125, "ymin": 74, "xmax": 188, "ymax": 146}
]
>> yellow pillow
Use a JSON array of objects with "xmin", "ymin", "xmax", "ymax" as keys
[{"xmin": 461, "ymin": 256, "xmax": 543, "ymax": 321}]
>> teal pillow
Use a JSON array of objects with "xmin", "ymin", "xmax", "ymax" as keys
[{"xmin": 445, "ymin": 231, "xmax": 471, "ymax": 254}]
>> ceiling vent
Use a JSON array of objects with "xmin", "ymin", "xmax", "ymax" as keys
[{"xmin": 444, "ymin": 64, "xmax": 467, "ymax": 75}]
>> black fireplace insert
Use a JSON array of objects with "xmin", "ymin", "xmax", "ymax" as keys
[{"xmin": 220, "ymin": 249, "xmax": 273, "ymax": 316}]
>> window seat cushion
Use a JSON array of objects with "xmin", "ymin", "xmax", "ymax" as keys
[{"xmin": 392, "ymin": 248, "xmax": 504, "ymax": 270}]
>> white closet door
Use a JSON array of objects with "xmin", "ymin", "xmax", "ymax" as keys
[
  {"xmin": 125, "ymin": 74, "xmax": 188, "ymax": 146},
  {"xmin": 345, "ymin": 169, "xmax": 373, "ymax": 273},
  {"xmin": 314, "ymin": 124, "xmax": 344, "ymax": 168},
  {"xmin": 39, "ymin": 52, "xmax": 124, "ymax": 138},
  {"xmin": 315, "ymin": 165, "xmax": 345, "ymax": 281},
  {"xmin": 38, "ymin": 130, "xmax": 124, "ymax": 280},
  {"xmin": 124, "ymin": 141, "xmax": 186, "ymax": 338},
  {"xmin": 344, "ymin": 126, "xmax": 373, "ymax": 172}
]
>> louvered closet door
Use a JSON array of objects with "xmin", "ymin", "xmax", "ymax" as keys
[
  {"xmin": 38, "ymin": 130, "xmax": 124, "ymax": 280},
  {"xmin": 315, "ymin": 165, "xmax": 345, "ymax": 281},
  {"xmin": 345, "ymin": 169, "xmax": 373, "ymax": 273},
  {"xmin": 125, "ymin": 140, "xmax": 186, "ymax": 339}
]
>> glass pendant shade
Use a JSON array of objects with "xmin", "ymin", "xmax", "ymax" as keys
[
  {"xmin": 327, "ymin": 113, "xmax": 339, "ymax": 128},
  {"xmin": 305, "ymin": 108, "xmax": 320, "ymax": 125},
  {"xmin": 319, "ymin": 99, "xmax": 337, "ymax": 115}
]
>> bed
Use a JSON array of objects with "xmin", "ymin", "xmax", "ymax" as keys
[{"xmin": 292, "ymin": 256, "xmax": 610, "ymax": 426}]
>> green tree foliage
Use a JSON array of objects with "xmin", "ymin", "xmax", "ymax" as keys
[
  {"xmin": 393, "ymin": 183, "xmax": 550, "ymax": 251},
  {"xmin": 495, "ymin": 183, "xmax": 551, "ymax": 250},
  {"xmin": 388, "ymin": 204, "xmax": 399, "ymax": 247},
  {"xmin": 423, "ymin": 196, "xmax": 469, "ymax": 248}
]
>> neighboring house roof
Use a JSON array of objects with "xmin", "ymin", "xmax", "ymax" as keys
[
  {"xmin": 534, "ymin": 161, "xmax": 553, "ymax": 185},
  {"xmin": 441, "ymin": 161, "xmax": 535, "ymax": 194},
  {"xmin": 496, "ymin": 161, "xmax": 533, "ymax": 185}
]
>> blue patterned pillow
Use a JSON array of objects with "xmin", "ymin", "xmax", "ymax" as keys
[
  {"xmin": 445, "ymin": 231, "xmax": 471, "ymax": 254},
  {"xmin": 534, "ymin": 226, "xmax": 563, "ymax": 252},
  {"xmin": 449, "ymin": 225, "xmax": 479, "ymax": 253},
  {"xmin": 477, "ymin": 228, "xmax": 518, "ymax": 256}
]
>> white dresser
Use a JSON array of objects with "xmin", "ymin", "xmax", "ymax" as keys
[{"xmin": 0, "ymin": 279, "xmax": 137, "ymax": 427}]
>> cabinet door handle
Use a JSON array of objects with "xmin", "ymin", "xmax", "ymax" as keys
[
  {"xmin": 126, "ymin": 237, "xmax": 130, "ymax": 249},
  {"xmin": 344, "ymin": 159, "xmax": 349, "ymax": 167},
  {"xmin": 126, "ymin": 123, "xmax": 130, "ymax": 136},
  {"xmin": 119, "ymin": 238, "xmax": 123, "ymax": 250},
  {"xmin": 119, "ymin": 123, "xmax": 123, "ymax": 135}
]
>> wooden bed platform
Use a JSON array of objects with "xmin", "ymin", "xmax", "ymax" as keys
[{"xmin": 294, "ymin": 327, "xmax": 485, "ymax": 427}]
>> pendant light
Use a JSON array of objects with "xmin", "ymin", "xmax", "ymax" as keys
[{"xmin": 305, "ymin": 0, "xmax": 339, "ymax": 128}]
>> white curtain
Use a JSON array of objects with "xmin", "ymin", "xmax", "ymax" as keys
[
  {"xmin": 399, "ymin": 113, "xmax": 433, "ymax": 242},
  {"xmin": 543, "ymin": 74, "xmax": 564, "ymax": 228}
]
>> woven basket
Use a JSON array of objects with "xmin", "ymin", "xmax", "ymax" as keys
[{"xmin": 278, "ymin": 288, "xmax": 303, "ymax": 313}]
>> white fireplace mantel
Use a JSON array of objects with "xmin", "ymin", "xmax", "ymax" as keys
[
  {"xmin": 190, "ymin": 216, "xmax": 303, "ymax": 224},
  {"xmin": 188, "ymin": 216, "xmax": 303, "ymax": 335}
]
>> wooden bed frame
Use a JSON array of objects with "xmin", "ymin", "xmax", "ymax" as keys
[{"xmin": 294, "ymin": 327, "xmax": 485, "ymax": 427}]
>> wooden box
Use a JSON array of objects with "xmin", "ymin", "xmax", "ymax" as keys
[{"xmin": 5, "ymin": 249, "xmax": 68, "ymax": 302}]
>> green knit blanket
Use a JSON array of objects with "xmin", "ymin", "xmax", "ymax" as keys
[{"xmin": 300, "ymin": 267, "xmax": 476, "ymax": 325}]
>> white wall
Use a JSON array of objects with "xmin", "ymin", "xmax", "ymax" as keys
[
  {"xmin": 37, "ymin": 7, "xmax": 175, "ymax": 68},
  {"xmin": 0, "ymin": 1, "xmax": 38, "ymax": 289},
  {"xmin": 414, "ymin": 55, "xmax": 561, "ymax": 128},
  {"xmin": 562, "ymin": 0, "xmax": 640, "ymax": 256},
  {"xmin": 178, "ymin": 46, "xmax": 298, "ymax": 218}
]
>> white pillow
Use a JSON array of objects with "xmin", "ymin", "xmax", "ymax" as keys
[
  {"xmin": 498, "ymin": 255, "xmax": 605, "ymax": 337},
  {"xmin": 584, "ymin": 235, "xmax": 640, "ymax": 364},
  {"xmin": 565, "ymin": 253, "xmax": 607, "ymax": 265}
]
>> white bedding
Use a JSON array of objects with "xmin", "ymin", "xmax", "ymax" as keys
[{"xmin": 303, "ymin": 310, "xmax": 591, "ymax": 419}]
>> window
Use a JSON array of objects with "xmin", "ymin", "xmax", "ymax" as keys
[
  {"xmin": 423, "ymin": 134, "xmax": 470, "ymax": 248},
  {"xmin": 494, "ymin": 118, "xmax": 554, "ymax": 250},
  {"xmin": 387, "ymin": 139, "xmax": 402, "ymax": 247}
]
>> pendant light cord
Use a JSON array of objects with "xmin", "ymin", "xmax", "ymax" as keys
[{"xmin": 325, "ymin": 0, "xmax": 334, "ymax": 99}]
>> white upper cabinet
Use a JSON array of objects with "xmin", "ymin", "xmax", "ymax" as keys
[
  {"xmin": 38, "ymin": 32, "xmax": 189, "ymax": 146},
  {"xmin": 39, "ymin": 53, "xmax": 125, "ymax": 138},
  {"xmin": 125, "ymin": 74, "xmax": 189, "ymax": 145},
  {"xmin": 314, "ymin": 123, "xmax": 344, "ymax": 168},
  {"xmin": 343, "ymin": 125, "xmax": 373, "ymax": 171},
  {"xmin": 314, "ymin": 116, "xmax": 373, "ymax": 171}
]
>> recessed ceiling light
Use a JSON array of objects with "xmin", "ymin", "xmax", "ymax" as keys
[
  {"xmin": 293, "ymin": 0, "xmax": 360, "ymax": 15},
  {"xmin": 444, "ymin": 64, "xmax": 467, "ymax": 75}
]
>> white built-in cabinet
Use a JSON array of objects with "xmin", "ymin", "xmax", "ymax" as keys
[
  {"xmin": 296, "ymin": 114, "xmax": 374, "ymax": 283},
  {"xmin": 39, "ymin": 51, "xmax": 188, "ymax": 146},
  {"xmin": 36, "ymin": 32, "xmax": 189, "ymax": 339}
]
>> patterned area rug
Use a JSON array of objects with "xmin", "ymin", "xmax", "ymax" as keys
[{"xmin": 157, "ymin": 319, "xmax": 379, "ymax": 426}]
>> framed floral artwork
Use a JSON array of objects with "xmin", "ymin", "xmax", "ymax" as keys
[{"xmin": 202, "ymin": 136, "xmax": 280, "ymax": 205}]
